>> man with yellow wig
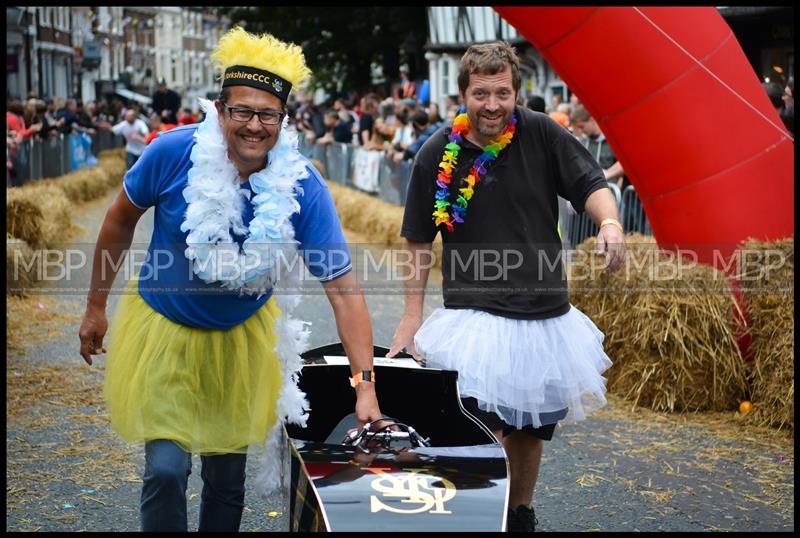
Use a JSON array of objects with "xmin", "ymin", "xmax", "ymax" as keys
[{"xmin": 78, "ymin": 27, "xmax": 383, "ymax": 531}]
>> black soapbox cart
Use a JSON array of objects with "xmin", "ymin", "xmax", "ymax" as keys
[{"xmin": 285, "ymin": 343, "xmax": 510, "ymax": 532}]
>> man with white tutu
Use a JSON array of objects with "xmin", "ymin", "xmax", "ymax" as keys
[
  {"xmin": 387, "ymin": 41, "xmax": 626, "ymax": 532},
  {"xmin": 79, "ymin": 28, "xmax": 385, "ymax": 531}
]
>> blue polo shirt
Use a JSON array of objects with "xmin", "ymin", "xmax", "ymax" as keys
[{"xmin": 123, "ymin": 124, "xmax": 351, "ymax": 329}]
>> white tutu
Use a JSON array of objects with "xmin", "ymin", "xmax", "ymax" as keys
[{"xmin": 414, "ymin": 305, "xmax": 612, "ymax": 429}]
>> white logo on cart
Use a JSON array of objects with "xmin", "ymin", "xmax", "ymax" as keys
[{"xmin": 367, "ymin": 468, "xmax": 456, "ymax": 514}]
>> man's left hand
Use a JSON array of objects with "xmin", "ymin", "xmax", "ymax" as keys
[
  {"xmin": 596, "ymin": 224, "xmax": 626, "ymax": 273},
  {"xmin": 354, "ymin": 382, "xmax": 383, "ymax": 430}
]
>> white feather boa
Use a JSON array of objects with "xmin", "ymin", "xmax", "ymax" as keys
[
  {"xmin": 181, "ymin": 98, "xmax": 311, "ymax": 497},
  {"xmin": 181, "ymin": 98, "xmax": 307, "ymax": 297}
]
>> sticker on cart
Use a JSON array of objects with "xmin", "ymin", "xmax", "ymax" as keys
[{"xmin": 322, "ymin": 356, "xmax": 423, "ymax": 368}]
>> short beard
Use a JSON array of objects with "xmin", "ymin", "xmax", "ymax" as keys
[{"xmin": 475, "ymin": 114, "xmax": 508, "ymax": 140}]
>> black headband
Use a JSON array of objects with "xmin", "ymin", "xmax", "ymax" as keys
[{"xmin": 222, "ymin": 65, "xmax": 292, "ymax": 102}]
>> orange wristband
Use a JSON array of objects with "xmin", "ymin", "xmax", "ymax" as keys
[{"xmin": 349, "ymin": 370, "xmax": 375, "ymax": 388}]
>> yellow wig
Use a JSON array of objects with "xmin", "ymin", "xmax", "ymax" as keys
[{"xmin": 211, "ymin": 27, "xmax": 311, "ymax": 91}]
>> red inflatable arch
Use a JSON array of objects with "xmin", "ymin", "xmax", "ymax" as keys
[{"xmin": 493, "ymin": 6, "xmax": 794, "ymax": 268}]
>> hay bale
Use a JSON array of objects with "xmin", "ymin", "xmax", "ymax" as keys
[
  {"xmin": 311, "ymin": 155, "xmax": 443, "ymax": 267},
  {"xmin": 569, "ymin": 234, "xmax": 747, "ymax": 413},
  {"xmin": 6, "ymin": 192, "xmax": 43, "ymax": 247},
  {"xmin": 7, "ymin": 234, "xmax": 37, "ymax": 297},
  {"xmin": 326, "ymin": 180, "xmax": 404, "ymax": 245},
  {"xmin": 6, "ymin": 184, "xmax": 73, "ymax": 248},
  {"xmin": 98, "ymin": 147, "xmax": 126, "ymax": 161},
  {"xmin": 325, "ymin": 180, "xmax": 445, "ymax": 268},
  {"xmin": 39, "ymin": 167, "xmax": 110, "ymax": 204},
  {"xmin": 737, "ymin": 238, "xmax": 793, "ymax": 431},
  {"xmin": 97, "ymin": 153, "xmax": 127, "ymax": 188},
  {"xmin": 309, "ymin": 158, "xmax": 327, "ymax": 179},
  {"xmin": 6, "ymin": 149, "xmax": 125, "ymax": 251}
]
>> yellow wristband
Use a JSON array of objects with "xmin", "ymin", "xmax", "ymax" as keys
[
  {"xmin": 349, "ymin": 370, "xmax": 375, "ymax": 388},
  {"xmin": 600, "ymin": 218, "xmax": 624, "ymax": 233}
]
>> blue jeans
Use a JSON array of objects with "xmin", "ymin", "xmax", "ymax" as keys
[
  {"xmin": 126, "ymin": 151, "xmax": 140, "ymax": 170},
  {"xmin": 141, "ymin": 439, "xmax": 247, "ymax": 532}
]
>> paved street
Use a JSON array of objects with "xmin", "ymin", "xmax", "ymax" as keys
[{"xmin": 6, "ymin": 188, "xmax": 794, "ymax": 532}]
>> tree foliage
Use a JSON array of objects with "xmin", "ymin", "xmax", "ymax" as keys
[{"xmin": 218, "ymin": 7, "xmax": 428, "ymax": 95}]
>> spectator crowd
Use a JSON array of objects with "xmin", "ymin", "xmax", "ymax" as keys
[
  {"xmin": 6, "ymin": 78, "xmax": 204, "ymax": 185},
  {"xmin": 9, "ymin": 71, "xmax": 794, "ymax": 187},
  {"xmin": 290, "ymin": 92, "xmax": 454, "ymax": 166}
]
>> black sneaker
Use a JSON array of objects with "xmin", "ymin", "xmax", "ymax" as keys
[{"xmin": 507, "ymin": 505, "xmax": 538, "ymax": 532}]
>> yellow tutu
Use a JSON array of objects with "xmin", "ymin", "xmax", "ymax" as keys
[{"xmin": 104, "ymin": 283, "xmax": 283, "ymax": 455}]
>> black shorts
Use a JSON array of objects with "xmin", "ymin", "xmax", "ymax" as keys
[{"xmin": 461, "ymin": 397, "xmax": 562, "ymax": 441}]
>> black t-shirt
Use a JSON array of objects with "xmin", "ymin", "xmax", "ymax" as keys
[
  {"xmin": 333, "ymin": 121, "xmax": 353, "ymax": 143},
  {"xmin": 152, "ymin": 89, "xmax": 181, "ymax": 124},
  {"xmin": 359, "ymin": 113, "xmax": 375, "ymax": 144},
  {"xmin": 402, "ymin": 106, "xmax": 608, "ymax": 320}
]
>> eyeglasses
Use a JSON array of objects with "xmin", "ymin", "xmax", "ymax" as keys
[{"xmin": 221, "ymin": 102, "xmax": 284, "ymax": 125}]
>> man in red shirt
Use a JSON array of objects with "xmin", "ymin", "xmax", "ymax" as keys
[
  {"xmin": 177, "ymin": 108, "xmax": 197, "ymax": 125},
  {"xmin": 145, "ymin": 112, "xmax": 177, "ymax": 144}
]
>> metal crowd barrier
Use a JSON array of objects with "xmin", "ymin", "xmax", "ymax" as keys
[
  {"xmin": 92, "ymin": 129, "xmax": 125, "ymax": 158},
  {"xmin": 11, "ymin": 129, "xmax": 649, "ymax": 242},
  {"xmin": 324, "ymin": 143, "xmax": 354, "ymax": 186},
  {"xmin": 561, "ymin": 182, "xmax": 652, "ymax": 248},
  {"xmin": 377, "ymin": 157, "xmax": 410, "ymax": 205},
  {"xmin": 607, "ymin": 182, "xmax": 622, "ymax": 206},
  {"xmin": 9, "ymin": 131, "xmax": 125, "ymax": 186},
  {"xmin": 296, "ymin": 134, "xmax": 653, "ymax": 243},
  {"xmin": 566, "ymin": 203, "xmax": 601, "ymax": 249},
  {"xmin": 620, "ymin": 185, "xmax": 651, "ymax": 235},
  {"xmin": 297, "ymin": 135, "xmax": 412, "ymax": 205}
]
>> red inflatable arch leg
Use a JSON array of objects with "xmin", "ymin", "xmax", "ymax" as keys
[{"xmin": 493, "ymin": 6, "xmax": 793, "ymax": 268}]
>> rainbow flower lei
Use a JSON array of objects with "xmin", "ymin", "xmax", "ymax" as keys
[{"xmin": 433, "ymin": 112, "xmax": 517, "ymax": 232}]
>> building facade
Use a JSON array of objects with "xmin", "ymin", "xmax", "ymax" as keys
[
  {"xmin": 119, "ymin": 8, "xmax": 158, "ymax": 102},
  {"xmin": 6, "ymin": 7, "xmax": 34, "ymax": 100},
  {"xmin": 424, "ymin": 7, "xmax": 795, "ymax": 112},
  {"xmin": 9, "ymin": 7, "xmax": 792, "ymax": 107},
  {"xmin": 425, "ymin": 7, "xmax": 569, "ymax": 113},
  {"xmin": 6, "ymin": 7, "xmax": 76, "ymax": 101},
  {"xmin": 6, "ymin": 6, "xmax": 229, "ymax": 111}
]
